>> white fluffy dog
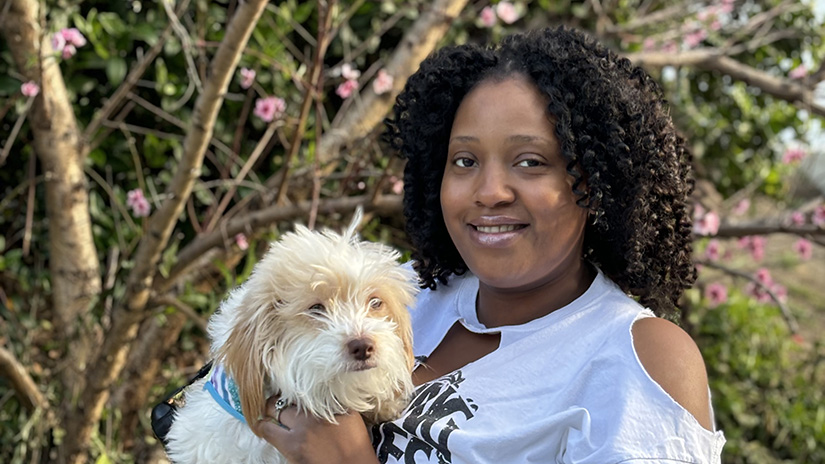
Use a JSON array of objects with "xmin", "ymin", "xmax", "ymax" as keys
[{"xmin": 165, "ymin": 212, "xmax": 418, "ymax": 463}]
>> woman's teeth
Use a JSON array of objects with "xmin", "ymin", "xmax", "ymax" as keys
[{"xmin": 475, "ymin": 225, "xmax": 519, "ymax": 233}]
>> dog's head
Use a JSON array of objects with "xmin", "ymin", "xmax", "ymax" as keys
[{"xmin": 216, "ymin": 212, "xmax": 418, "ymax": 432}]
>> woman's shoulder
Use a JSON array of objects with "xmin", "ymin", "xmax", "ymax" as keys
[{"xmin": 631, "ymin": 317, "xmax": 713, "ymax": 431}]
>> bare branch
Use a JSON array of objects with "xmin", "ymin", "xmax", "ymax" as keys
[
  {"xmin": 151, "ymin": 295, "xmax": 208, "ymax": 333},
  {"xmin": 275, "ymin": 0, "xmax": 337, "ymax": 205},
  {"xmin": 710, "ymin": 221, "xmax": 824, "ymax": 239},
  {"xmin": 0, "ymin": 346, "xmax": 47, "ymax": 411},
  {"xmin": 603, "ymin": 3, "xmax": 690, "ymax": 34}
]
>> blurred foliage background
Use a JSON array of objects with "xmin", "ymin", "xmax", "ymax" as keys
[{"xmin": 1, "ymin": 0, "xmax": 824, "ymax": 462}]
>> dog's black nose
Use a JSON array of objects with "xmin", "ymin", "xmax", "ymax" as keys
[{"xmin": 348, "ymin": 338, "xmax": 375, "ymax": 361}]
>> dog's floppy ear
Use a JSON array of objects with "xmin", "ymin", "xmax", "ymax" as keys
[
  {"xmin": 400, "ymin": 321, "xmax": 415, "ymax": 372},
  {"xmin": 219, "ymin": 308, "xmax": 270, "ymax": 435}
]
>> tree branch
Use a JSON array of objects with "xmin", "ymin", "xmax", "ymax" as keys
[
  {"xmin": 154, "ymin": 194, "xmax": 403, "ymax": 295},
  {"xmin": 0, "ymin": 345, "xmax": 47, "ymax": 411},
  {"xmin": 626, "ymin": 49, "xmax": 825, "ymax": 118},
  {"xmin": 711, "ymin": 221, "xmax": 824, "ymax": 239},
  {"xmin": 1, "ymin": 0, "xmax": 102, "ymax": 407},
  {"xmin": 696, "ymin": 259, "xmax": 799, "ymax": 334},
  {"xmin": 63, "ymin": 1, "xmax": 271, "ymax": 461},
  {"xmin": 316, "ymin": 0, "xmax": 469, "ymax": 165}
]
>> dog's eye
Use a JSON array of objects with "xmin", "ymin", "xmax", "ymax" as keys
[
  {"xmin": 309, "ymin": 303, "xmax": 326, "ymax": 314},
  {"xmin": 369, "ymin": 297, "xmax": 383, "ymax": 310}
]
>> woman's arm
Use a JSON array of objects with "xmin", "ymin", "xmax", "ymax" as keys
[{"xmin": 257, "ymin": 395, "xmax": 381, "ymax": 464}]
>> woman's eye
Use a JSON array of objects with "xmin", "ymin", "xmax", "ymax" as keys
[
  {"xmin": 454, "ymin": 157, "xmax": 475, "ymax": 168},
  {"xmin": 369, "ymin": 297, "xmax": 383, "ymax": 310},
  {"xmin": 309, "ymin": 303, "xmax": 326, "ymax": 313},
  {"xmin": 516, "ymin": 158, "xmax": 543, "ymax": 167}
]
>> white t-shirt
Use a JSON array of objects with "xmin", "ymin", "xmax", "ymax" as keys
[{"xmin": 371, "ymin": 270, "xmax": 725, "ymax": 463}]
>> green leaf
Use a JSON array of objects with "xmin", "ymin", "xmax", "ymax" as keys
[
  {"xmin": 106, "ymin": 57, "xmax": 127, "ymax": 85},
  {"xmin": 0, "ymin": 75, "xmax": 22, "ymax": 96},
  {"xmin": 97, "ymin": 12, "xmax": 127, "ymax": 36}
]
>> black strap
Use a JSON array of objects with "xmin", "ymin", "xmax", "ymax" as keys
[{"xmin": 151, "ymin": 360, "xmax": 214, "ymax": 445}]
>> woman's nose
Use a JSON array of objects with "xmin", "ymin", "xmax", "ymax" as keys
[{"xmin": 474, "ymin": 166, "xmax": 515, "ymax": 207}]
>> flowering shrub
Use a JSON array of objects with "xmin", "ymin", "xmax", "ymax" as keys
[{"xmin": 691, "ymin": 291, "xmax": 825, "ymax": 463}]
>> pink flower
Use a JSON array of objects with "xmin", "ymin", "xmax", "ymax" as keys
[
  {"xmin": 705, "ymin": 283, "xmax": 728, "ymax": 308},
  {"xmin": 732, "ymin": 198, "xmax": 750, "ymax": 216},
  {"xmin": 391, "ymin": 178, "xmax": 404, "ymax": 195},
  {"xmin": 772, "ymin": 283, "xmax": 788, "ymax": 303},
  {"xmin": 789, "ymin": 65, "xmax": 808, "ymax": 80},
  {"xmin": 719, "ymin": 2, "xmax": 734, "ymax": 14},
  {"xmin": 755, "ymin": 267, "xmax": 773, "ymax": 286},
  {"xmin": 789, "ymin": 211, "xmax": 805, "ymax": 226},
  {"xmin": 710, "ymin": 20, "xmax": 722, "ymax": 31},
  {"xmin": 793, "ymin": 238, "xmax": 813, "ymax": 260},
  {"xmin": 694, "ymin": 210, "xmax": 720, "ymax": 236},
  {"xmin": 704, "ymin": 239, "xmax": 722, "ymax": 261},
  {"xmin": 813, "ymin": 205, "xmax": 825, "ymax": 226},
  {"xmin": 21, "ymin": 81, "xmax": 39, "ymax": 97},
  {"xmin": 479, "ymin": 6, "xmax": 497, "ymax": 27},
  {"xmin": 340, "ymin": 63, "xmax": 361, "ymax": 81},
  {"xmin": 52, "ymin": 28, "xmax": 86, "ymax": 59},
  {"xmin": 642, "ymin": 38, "xmax": 656, "ymax": 51},
  {"xmin": 781, "ymin": 147, "xmax": 806, "ymax": 164},
  {"xmin": 697, "ymin": 9, "xmax": 712, "ymax": 21},
  {"xmin": 748, "ymin": 235, "xmax": 766, "ymax": 261},
  {"xmin": 51, "ymin": 33, "xmax": 66, "ymax": 53},
  {"xmin": 235, "ymin": 233, "xmax": 249, "ymax": 251},
  {"xmin": 737, "ymin": 236, "xmax": 767, "ymax": 261},
  {"xmin": 791, "ymin": 333, "xmax": 805, "ymax": 345},
  {"xmin": 61, "ymin": 28, "xmax": 87, "ymax": 47},
  {"xmin": 683, "ymin": 29, "xmax": 708, "ymax": 49},
  {"xmin": 253, "ymin": 96, "xmax": 286, "ymax": 122},
  {"xmin": 239, "ymin": 67, "xmax": 256, "ymax": 89},
  {"xmin": 661, "ymin": 41, "xmax": 678, "ymax": 54},
  {"xmin": 496, "ymin": 1, "xmax": 520, "ymax": 24},
  {"xmin": 62, "ymin": 45, "xmax": 77, "ymax": 59},
  {"xmin": 336, "ymin": 79, "xmax": 359, "ymax": 99},
  {"xmin": 372, "ymin": 69, "xmax": 394, "ymax": 95},
  {"xmin": 126, "ymin": 189, "xmax": 151, "ymax": 217}
]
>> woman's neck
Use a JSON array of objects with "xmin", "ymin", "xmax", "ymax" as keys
[{"xmin": 475, "ymin": 260, "xmax": 596, "ymax": 328}]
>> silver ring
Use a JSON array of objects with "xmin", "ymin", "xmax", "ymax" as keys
[{"xmin": 274, "ymin": 397, "xmax": 291, "ymax": 430}]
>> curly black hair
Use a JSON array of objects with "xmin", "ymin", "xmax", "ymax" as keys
[{"xmin": 385, "ymin": 26, "xmax": 695, "ymax": 316}]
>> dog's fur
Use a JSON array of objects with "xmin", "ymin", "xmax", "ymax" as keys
[{"xmin": 166, "ymin": 213, "xmax": 418, "ymax": 463}]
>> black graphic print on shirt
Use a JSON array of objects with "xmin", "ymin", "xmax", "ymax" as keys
[{"xmin": 372, "ymin": 370, "xmax": 477, "ymax": 464}]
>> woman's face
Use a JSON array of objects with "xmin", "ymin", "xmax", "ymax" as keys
[{"xmin": 440, "ymin": 76, "xmax": 588, "ymax": 293}]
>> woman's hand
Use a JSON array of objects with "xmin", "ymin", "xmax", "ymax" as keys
[{"xmin": 257, "ymin": 395, "xmax": 380, "ymax": 464}]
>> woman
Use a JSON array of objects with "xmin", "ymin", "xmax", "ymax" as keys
[{"xmin": 260, "ymin": 26, "xmax": 725, "ymax": 463}]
